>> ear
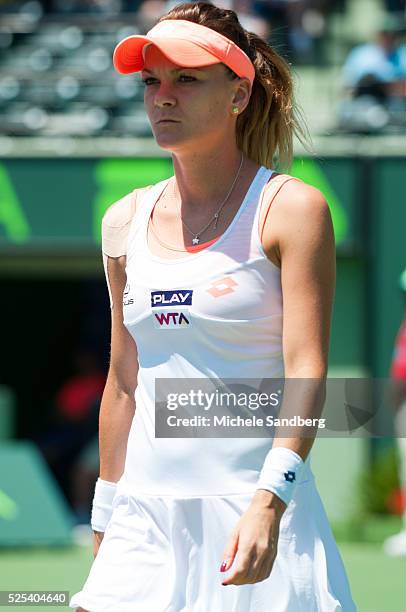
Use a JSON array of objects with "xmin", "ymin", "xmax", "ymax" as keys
[{"xmin": 231, "ymin": 77, "xmax": 252, "ymax": 114}]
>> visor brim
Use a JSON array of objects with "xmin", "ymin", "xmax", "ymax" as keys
[{"xmin": 113, "ymin": 35, "xmax": 221, "ymax": 74}]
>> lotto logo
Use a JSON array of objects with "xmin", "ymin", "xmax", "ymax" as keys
[
  {"xmin": 153, "ymin": 311, "xmax": 190, "ymax": 328},
  {"xmin": 206, "ymin": 277, "xmax": 238, "ymax": 297},
  {"xmin": 151, "ymin": 289, "xmax": 193, "ymax": 307}
]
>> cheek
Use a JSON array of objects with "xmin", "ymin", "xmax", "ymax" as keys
[
  {"xmin": 203, "ymin": 100, "xmax": 230, "ymax": 129},
  {"xmin": 193, "ymin": 93, "xmax": 230, "ymax": 123},
  {"xmin": 144, "ymin": 90, "xmax": 154, "ymax": 114}
]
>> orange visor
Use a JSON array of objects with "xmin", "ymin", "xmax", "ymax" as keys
[{"xmin": 113, "ymin": 19, "xmax": 255, "ymax": 85}]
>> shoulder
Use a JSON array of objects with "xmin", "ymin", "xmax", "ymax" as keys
[
  {"xmin": 102, "ymin": 185, "xmax": 151, "ymax": 228},
  {"xmin": 260, "ymin": 174, "xmax": 332, "ymax": 256},
  {"xmin": 273, "ymin": 178, "xmax": 334, "ymax": 259},
  {"xmin": 101, "ymin": 186, "xmax": 151, "ymax": 258},
  {"xmin": 264, "ymin": 173, "xmax": 328, "ymax": 211}
]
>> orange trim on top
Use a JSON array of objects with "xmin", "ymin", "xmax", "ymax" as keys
[
  {"xmin": 150, "ymin": 203, "xmax": 222, "ymax": 252},
  {"xmin": 183, "ymin": 236, "xmax": 219, "ymax": 252}
]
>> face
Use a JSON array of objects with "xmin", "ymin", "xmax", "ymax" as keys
[
  {"xmin": 378, "ymin": 31, "xmax": 398, "ymax": 52},
  {"xmin": 141, "ymin": 45, "xmax": 250, "ymax": 153}
]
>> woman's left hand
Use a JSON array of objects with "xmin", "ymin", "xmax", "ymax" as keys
[{"xmin": 220, "ymin": 489, "xmax": 286, "ymax": 586}]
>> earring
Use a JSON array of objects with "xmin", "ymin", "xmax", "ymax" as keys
[{"xmin": 232, "ymin": 106, "xmax": 239, "ymax": 114}]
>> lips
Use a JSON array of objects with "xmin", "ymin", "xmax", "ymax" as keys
[{"xmin": 156, "ymin": 119, "xmax": 180, "ymax": 124}]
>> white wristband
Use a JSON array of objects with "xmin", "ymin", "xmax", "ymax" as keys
[
  {"xmin": 91, "ymin": 478, "xmax": 118, "ymax": 532},
  {"xmin": 256, "ymin": 447, "xmax": 305, "ymax": 506}
]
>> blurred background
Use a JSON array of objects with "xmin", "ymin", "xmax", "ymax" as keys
[{"xmin": 0, "ymin": 0, "xmax": 406, "ymax": 610}]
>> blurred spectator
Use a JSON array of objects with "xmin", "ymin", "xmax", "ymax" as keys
[
  {"xmin": 384, "ymin": 267, "xmax": 406, "ymax": 557},
  {"xmin": 70, "ymin": 434, "xmax": 100, "ymax": 526},
  {"xmin": 34, "ymin": 345, "xmax": 105, "ymax": 522},
  {"xmin": 342, "ymin": 14, "xmax": 406, "ymax": 89},
  {"xmin": 55, "ymin": 347, "xmax": 105, "ymax": 423},
  {"xmin": 338, "ymin": 14, "xmax": 406, "ymax": 133}
]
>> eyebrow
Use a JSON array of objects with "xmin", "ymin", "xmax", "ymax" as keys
[{"xmin": 141, "ymin": 67, "xmax": 205, "ymax": 75}]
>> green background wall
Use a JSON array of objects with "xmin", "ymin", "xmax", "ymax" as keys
[{"xmin": 0, "ymin": 155, "xmax": 404, "ymax": 377}]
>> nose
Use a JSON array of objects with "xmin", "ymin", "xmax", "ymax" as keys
[
  {"xmin": 154, "ymin": 96, "xmax": 176, "ymax": 109},
  {"xmin": 153, "ymin": 83, "xmax": 176, "ymax": 109},
  {"xmin": 155, "ymin": 98, "xmax": 175, "ymax": 108}
]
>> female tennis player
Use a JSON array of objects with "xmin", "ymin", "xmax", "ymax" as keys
[{"xmin": 70, "ymin": 2, "xmax": 356, "ymax": 610}]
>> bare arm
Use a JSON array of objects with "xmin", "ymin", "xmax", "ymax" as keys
[
  {"xmin": 97, "ymin": 187, "xmax": 151, "ymax": 482},
  {"xmin": 221, "ymin": 180, "xmax": 336, "ymax": 586},
  {"xmin": 254, "ymin": 179, "xmax": 336, "ymax": 510},
  {"xmin": 98, "ymin": 253, "xmax": 139, "ymax": 482},
  {"xmin": 93, "ymin": 253, "xmax": 138, "ymax": 552},
  {"xmin": 273, "ymin": 181, "xmax": 335, "ymax": 455},
  {"xmin": 92, "ymin": 210, "xmax": 140, "ymax": 553}
]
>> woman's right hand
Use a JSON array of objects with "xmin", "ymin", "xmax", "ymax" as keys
[{"xmin": 93, "ymin": 530, "xmax": 105, "ymax": 558}]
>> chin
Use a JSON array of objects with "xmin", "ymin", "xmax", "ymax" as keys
[
  {"xmin": 154, "ymin": 137, "xmax": 180, "ymax": 152},
  {"xmin": 153, "ymin": 132, "xmax": 193, "ymax": 152}
]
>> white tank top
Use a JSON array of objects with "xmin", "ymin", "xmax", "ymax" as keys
[{"xmin": 121, "ymin": 165, "xmax": 312, "ymax": 495}]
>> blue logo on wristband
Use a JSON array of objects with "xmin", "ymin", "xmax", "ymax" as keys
[{"xmin": 284, "ymin": 471, "xmax": 296, "ymax": 483}]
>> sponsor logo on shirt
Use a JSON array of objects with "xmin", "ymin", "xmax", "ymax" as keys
[
  {"xmin": 123, "ymin": 282, "xmax": 134, "ymax": 306},
  {"xmin": 206, "ymin": 277, "xmax": 238, "ymax": 298},
  {"xmin": 151, "ymin": 290, "xmax": 193, "ymax": 329},
  {"xmin": 151, "ymin": 289, "xmax": 193, "ymax": 307},
  {"xmin": 153, "ymin": 311, "xmax": 190, "ymax": 329}
]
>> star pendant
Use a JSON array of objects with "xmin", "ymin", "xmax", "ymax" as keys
[{"xmin": 192, "ymin": 237, "xmax": 200, "ymax": 245}]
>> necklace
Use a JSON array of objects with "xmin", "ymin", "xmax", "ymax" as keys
[
  {"xmin": 150, "ymin": 153, "xmax": 244, "ymax": 253},
  {"xmin": 148, "ymin": 214, "xmax": 196, "ymax": 253},
  {"xmin": 178, "ymin": 153, "xmax": 244, "ymax": 244},
  {"xmin": 174, "ymin": 153, "xmax": 244, "ymax": 245}
]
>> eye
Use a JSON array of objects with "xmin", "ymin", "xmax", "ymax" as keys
[
  {"xmin": 141, "ymin": 74, "xmax": 196, "ymax": 86},
  {"xmin": 141, "ymin": 77, "xmax": 158, "ymax": 86}
]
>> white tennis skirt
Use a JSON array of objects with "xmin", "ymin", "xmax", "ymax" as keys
[{"xmin": 69, "ymin": 478, "xmax": 356, "ymax": 611}]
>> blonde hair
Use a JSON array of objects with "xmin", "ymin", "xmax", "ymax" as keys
[{"xmin": 158, "ymin": 1, "xmax": 311, "ymax": 171}]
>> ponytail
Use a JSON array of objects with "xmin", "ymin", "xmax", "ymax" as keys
[{"xmin": 238, "ymin": 31, "xmax": 310, "ymax": 170}]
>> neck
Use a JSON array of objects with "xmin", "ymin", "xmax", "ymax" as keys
[{"xmin": 171, "ymin": 147, "xmax": 254, "ymax": 210}]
